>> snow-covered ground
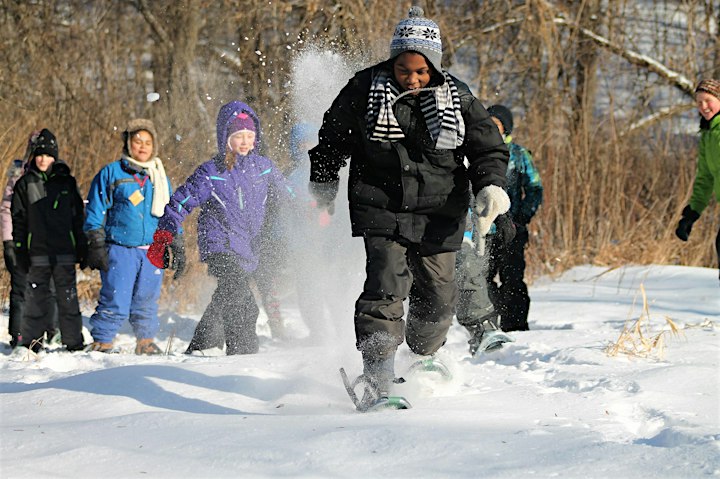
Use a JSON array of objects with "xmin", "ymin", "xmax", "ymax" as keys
[{"xmin": 0, "ymin": 264, "xmax": 718, "ymax": 478}]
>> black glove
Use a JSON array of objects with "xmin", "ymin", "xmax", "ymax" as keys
[
  {"xmin": 85, "ymin": 229, "xmax": 109, "ymax": 272},
  {"xmin": 3, "ymin": 240, "xmax": 16, "ymax": 273},
  {"xmin": 309, "ymin": 181, "xmax": 339, "ymax": 215},
  {"xmin": 169, "ymin": 234, "xmax": 186, "ymax": 280},
  {"xmin": 675, "ymin": 205, "xmax": 700, "ymax": 242},
  {"xmin": 494, "ymin": 213, "xmax": 517, "ymax": 246}
]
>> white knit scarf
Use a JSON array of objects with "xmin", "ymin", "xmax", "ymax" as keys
[
  {"xmin": 123, "ymin": 155, "xmax": 170, "ymax": 217},
  {"xmin": 366, "ymin": 70, "xmax": 465, "ymax": 149}
]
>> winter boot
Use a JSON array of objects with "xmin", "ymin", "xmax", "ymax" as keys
[
  {"xmin": 466, "ymin": 314, "xmax": 514, "ymax": 355},
  {"xmin": 85, "ymin": 341, "xmax": 116, "ymax": 353},
  {"xmin": 135, "ymin": 338, "xmax": 162, "ymax": 355},
  {"xmin": 359, "ymin": 350, "xmax": 396, "ymax": 407}
]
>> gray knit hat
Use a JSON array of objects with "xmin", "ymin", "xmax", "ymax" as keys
[{"xmin": 390, "ymin": 6, "xmax": 442, "ymax": 73}]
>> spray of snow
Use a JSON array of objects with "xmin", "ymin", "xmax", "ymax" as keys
[{"xmin": 270, "ymin": 46, "xmax": 366, "ymax": 355}]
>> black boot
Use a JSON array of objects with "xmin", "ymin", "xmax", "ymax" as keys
[{"xmin": 466, "ymin": 313, "xmax": 501, "ymax": 356}]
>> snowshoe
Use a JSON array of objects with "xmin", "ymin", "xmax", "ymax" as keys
[
  {"xmin": 406, "ymin": 355, "xmax": 452, "ymax": 380},
  {"xmin": 470, "ymin": 329, "xmax": 514, "ymax": 356},
  {"xmin": 339, "ymin": 368, "xmax": 411, "ymax": 412}
]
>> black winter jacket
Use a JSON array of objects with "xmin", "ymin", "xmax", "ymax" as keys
[
  {"xmin": 11, "ymin": 160, "xmax": 87, "ymax": 263},
  {"xmin": 309, "ymin": 61, "xmax": 509, "ymax": 251}
]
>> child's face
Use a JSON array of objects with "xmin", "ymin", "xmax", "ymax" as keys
[
  {"xmin": 393, "ymin": 52, "xmax": 432, "ymax": 94},
  {"xmin": 228, "ymin": 130, "xmax": 256, "ymax": 156},
  {"xmin": 34, "ymin": 154, "xmax": 55, "ymax": 172},
  {"xmin": 130, "ymin": 130, "xmax": 154, "ymax": 163},
  {"xmin": 696, "ymin": 91, "xmax": 720, "ymax": 121}
]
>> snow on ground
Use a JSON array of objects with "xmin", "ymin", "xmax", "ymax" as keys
[{"xmin": 0, "ymin": 264, "xmax": 718, "ymax": 478}]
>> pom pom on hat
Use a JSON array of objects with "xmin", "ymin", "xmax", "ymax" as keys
[
  {"xmin": 390, "ymin": 6, "xmax": 443, "ymax": 73},
  {"xmin": 695, "ymin": 79, "xmax": 720, "ymax": 100}
]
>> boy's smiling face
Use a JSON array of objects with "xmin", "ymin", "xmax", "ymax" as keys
[
  {"xmin": 393, "ymin": 52, "xmax": 432, "ymax": 94},
  {"xmin": 696, "ymin": 91, "xmax": 720, "ymax": 121}
]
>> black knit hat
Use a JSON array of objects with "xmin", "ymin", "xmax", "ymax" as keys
[
  {"xmin": 487, "ymin": 105, "xmax": 514, "ymax": 135},
  {"xmin": 31, "ymin": 129, "xmax": 58, "ymax": 160}
]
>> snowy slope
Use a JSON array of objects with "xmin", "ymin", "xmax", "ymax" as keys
[{"xmin": 0, "ymin": 265, "xmax": 718, "ymax": 478}]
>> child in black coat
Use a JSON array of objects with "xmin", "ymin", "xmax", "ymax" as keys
[{"xmin": 11, "ymin": 129, "xmax": 87, "ymax": 352}]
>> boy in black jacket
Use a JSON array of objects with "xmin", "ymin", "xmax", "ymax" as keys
[
  {"xmin": 309, "ymin": 7, "xmax": 510, "ymax": 407},
  {"xmin": 11, "ymin": 129, "xmax": 87, "ymax": 352}
]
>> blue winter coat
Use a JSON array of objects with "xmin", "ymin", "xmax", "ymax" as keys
[
  {"xmin": 84, "ymin": 158, "xmax": 173, "ymax": 246},
  {"xmin": 158, "ymin": 101, "xmax": 293, "ymax": 272}
]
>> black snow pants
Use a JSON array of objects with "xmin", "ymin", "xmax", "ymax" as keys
[
  {"xmin": 186, "ymin": 254, "xmax": 260, "ymax": 355},
  {"xmin": 20, "ymin": 260, "xmax": 82, "ymax": 351},
  {"xmin": 354, "ymin": 236, "xmax": 457, "ymax": 359},
  {"xmin": 487, "ymin": 226, "xmax": 531, "ymax": 331}
]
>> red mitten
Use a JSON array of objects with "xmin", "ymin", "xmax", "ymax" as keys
[{"xmin": 147, "ymin": 230, "xmax": 173, "ymax": 269}]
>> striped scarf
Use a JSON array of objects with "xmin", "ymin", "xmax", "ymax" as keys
[{"xmin": 366, "ymin": 70, "xmax": 465, "ymax": 149}]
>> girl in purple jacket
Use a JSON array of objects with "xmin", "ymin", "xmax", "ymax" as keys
[{"xmin": 148, "ymin": 101, "xmax": 292, "ymax": 355}]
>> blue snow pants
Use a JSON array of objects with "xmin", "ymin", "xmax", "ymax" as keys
[{"xmin": 90, "ymin": 243, "xmax": 163, "ymax": 342}]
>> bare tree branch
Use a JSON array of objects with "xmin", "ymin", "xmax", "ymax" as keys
[
  {"xmin": 135, "ymin": 0, "xmax": 172, "ymax": 48},
  {"xmin": 621, "ymin": 103, "xmax": 696, "ymax": 137},
  {"xmin": 552, "ymin": 17, "xmax": 695, "ymax": 98}
]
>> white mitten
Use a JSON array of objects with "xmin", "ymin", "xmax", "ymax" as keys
[{"xmin": 474, "ymin": 185, "xmax": 511, "ymax": 254}]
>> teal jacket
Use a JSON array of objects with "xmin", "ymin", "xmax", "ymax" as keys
[
  {"xmin": 690, "ymin": 114, "xmax": 720, "ymax": 214},
  {"xmin": 506, "ymin": 140, "xmax": 543, "ymax": 224}
]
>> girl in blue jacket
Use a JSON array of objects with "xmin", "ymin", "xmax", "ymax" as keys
[{"xmin": 83, "ymin": 119, "xmax": 182, "ymax": 354}]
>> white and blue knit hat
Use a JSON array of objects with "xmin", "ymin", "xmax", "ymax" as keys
[{"xmin": 390, "ymin": 6, "xmax": 443, "ymax": 73}]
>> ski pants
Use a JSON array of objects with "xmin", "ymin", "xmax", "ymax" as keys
[
  {"xmin": 90, "ymin": 244, "xmax": 163, "ymax": 343},
  {"xmin": 187, "ymin": 254, "xmax": 260, "ymax": 355},
  {"xmin": 354, "ymin": 236, "xmax": 457, "ymax": 358},
  {"xmin": 455, "ymin": 242, "xmax": 498, "ymax": 331},
  {"xmin": 21, "ymin": 260, "xmax": 82, "ymax": 350},
  {"xmin": 4, "ymin": 249, "xmax": 26, "ymax": 345},
  {"xmin": 487, "ymin": 226, "xmax": 531, "ymax": 331}
]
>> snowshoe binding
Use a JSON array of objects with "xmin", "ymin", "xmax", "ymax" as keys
[{"xmin": 339, "ymin": 367, "xmax": 411, "ymax": 412}]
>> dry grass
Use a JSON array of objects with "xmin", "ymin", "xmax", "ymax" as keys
[{"xmin": 606, "ymin": 284, "xmax": 683, "ymax": 360}]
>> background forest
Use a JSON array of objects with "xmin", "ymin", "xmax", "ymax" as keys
[{"xmin": 1, "ymin": 0, "xmax": 718, "ymax": 306}]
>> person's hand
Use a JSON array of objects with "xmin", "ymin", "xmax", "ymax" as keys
[
  {"xmin": 675, "ymin": 205, "xmax": 700, "ymax": 241},
  {"xmin": 3, "ymin": 240, "xmax": 16, "ymax": 273},
  {"xmin": 170, "ymin": 234, "xmax": 186, "ymax": 280},
  {"xmin": 474, "ymin": 185, "xmax": 510, "ymax": 254},
  {"xmin": 85, "ymin": 229, "xmax": 109, "ymax": 272},
  {"xmin": 309, "ymin": 181, "xmax": 339, "ymax": 215},
  {"xmin": 147, "ymin": 230, "xmax": 174, "ymax": 269}
]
